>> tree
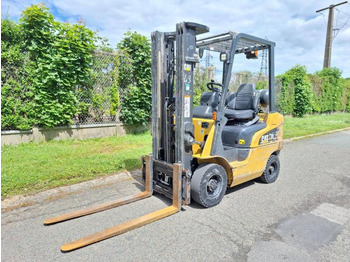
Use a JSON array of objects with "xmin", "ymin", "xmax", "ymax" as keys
[
  {"xmin": 20, "ymin": 4, "xmax": 97, "ymax": 127},
  {"xmin": 117, "ymin": 31, "xmax": 152, "ymax": 125},
  {"xmin": 1, "ymin": 18, "xmax": 33, "ymax": 130},
  {"xmin": 315, "ymin": 67, "xmax": 345, "ymax": 112}
]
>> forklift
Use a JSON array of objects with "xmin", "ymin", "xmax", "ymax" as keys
[{"xmin": 44, "ymin": 22, "xmax": 283, "ymax": 252}]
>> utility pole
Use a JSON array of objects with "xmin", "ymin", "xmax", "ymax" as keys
[{"xmin": 316, "ymin": 1, "xmax": 348, "ymax": 68}]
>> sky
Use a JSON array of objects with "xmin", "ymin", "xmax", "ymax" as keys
[{"xmin": 2, "ymin": 0, "xmax": 350, "ymax": 77}]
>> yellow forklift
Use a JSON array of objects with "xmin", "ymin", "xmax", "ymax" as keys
[{"xmin": 44, "ymin": 22, "xmax": 283, "ymax": 251}]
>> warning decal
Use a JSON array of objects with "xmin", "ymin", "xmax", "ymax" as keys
[{"xmin": 184, "ymin": 95, "xmax": 191, "ymax": 118}]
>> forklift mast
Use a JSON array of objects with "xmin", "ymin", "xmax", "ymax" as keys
[{"xmin": 150, "ymin": 22, "xmax": 209, "ymax": 202}]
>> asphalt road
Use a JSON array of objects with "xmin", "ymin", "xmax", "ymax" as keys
[{"xmin": 2, "ymin": 130, "xmax": 350, "ymax": 262}]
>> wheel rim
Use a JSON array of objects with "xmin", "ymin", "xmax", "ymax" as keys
[
  {"xmin": 206, "ymin": 171, "xmax": 223, "ymax": 198},
  {"xmin": 268, "ymin": 161, "xmax": 278, "ymax": 180}
]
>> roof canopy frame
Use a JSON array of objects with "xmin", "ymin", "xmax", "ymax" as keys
[{"xmin": 199, "ymin": 32, "xmax": 276, "ymax": 156}]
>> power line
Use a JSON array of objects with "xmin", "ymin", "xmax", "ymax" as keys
[
  {"xmin": 336, "ymin": 18, "xmax": 350, "ymax": 24},
  {"xmin": 333, "ymin": 7, "xmax": 350, "ymax": 39},
  {"xmin": 321, "ymin": 13, "xmax": 328, "ymax": 25},
  {"xmin": 335, "ymin": 9, "xmax": 340, "ymax": 29},
  {"xmin": 333, "ymin": 9, "xmax": 340, "ymax": 39},
  {"xmin": 338, "ymin": 16, "xmax": 350, "ymax": 30},
  {"xmin": 336, "ymin": 8, "xmax": 350, "ymax": 16}
]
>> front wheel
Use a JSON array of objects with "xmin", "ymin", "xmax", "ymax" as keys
[
  {"xmin": 260, "ymin": 154, "xmax": 280, "ymax": 183},
  {"xmin": 191, "ymin": 163, "xmax": 227, "ymax": 208}
]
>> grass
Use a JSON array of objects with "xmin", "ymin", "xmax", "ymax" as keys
[
  {"xmin": 1, "ymin": 132, "xmax": 152, "ymax": 198},
  {"xmin": 283, "ymin": 112, "xmax": 350, "ymax": 139},
  {"xmin": 2, "ymin": 113, "xmax": 350, "ymax": 198}
]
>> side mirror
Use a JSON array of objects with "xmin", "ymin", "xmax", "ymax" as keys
[{"xmin": 199, "ymin": 48, "xmax": 204, "ymax": 59}]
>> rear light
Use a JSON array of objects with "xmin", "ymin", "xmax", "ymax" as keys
[{"xmin": 212, "ymin": 111, "xmax": 217, "ymax": 121}]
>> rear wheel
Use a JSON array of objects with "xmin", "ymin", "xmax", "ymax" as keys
[
  {"xmin": 191, "ymin": 163, "xmax": 227, "ymax": 208},
  {"xmin": 260, "ymin": 154, "xmax": 280, "ymax": 183}
]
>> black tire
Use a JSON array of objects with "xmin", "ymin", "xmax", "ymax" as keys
[
  {"xmin": 260, "ymin": 154, "xmax": 280, "ymax": 183},
  {"xmin": 191, "ymin": 163, "xmax": 227, "ymax": 208}
]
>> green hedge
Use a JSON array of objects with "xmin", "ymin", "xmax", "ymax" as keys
[
  {"xmin": 1, "ymin": 19, "xmax": 33, "ymax": 130},
  {"xmin": 117, "ymin": 32, "xmax": 152, "ymax": 126},
  {"xmin": 1, "ymin": 4, "xmax": 97, "ymax": 129},
  {"xmin": 1, "ymin": 5, "xmax": 153, "ymax": 129},
  {"xmin": 277, "ymin": 66, "xmax": 350, "ymax": 117}
]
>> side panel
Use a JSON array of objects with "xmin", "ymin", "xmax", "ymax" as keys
[
  {"xmin": 192, "ymin": 113, "xmax": 283, "ymax": 187},
  {"xmin": 229, "ymin": 145, "xmax": 279, "ymax": 187},
  {"xmin": 250, "ymin": 112, "xmax": 284, "ymax": 148},
  {"xmin": 192, "ymin": 118, "xmax": 215, "ymax": 154},
  {"xmin": 229, "ymin": 112, "xmax": 284, "ymax": 187}
]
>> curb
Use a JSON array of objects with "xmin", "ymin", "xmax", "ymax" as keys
[
  {"xmin": 283, "ymin": 127, "xmax": 350, "ymax": 144},
  {"xmin": 2, "ymin": 127, "xmax": 349, "ymax": 212},
  {"xmin": 1, "ymin": 170, "xmax": 141, "ymax": 212}
]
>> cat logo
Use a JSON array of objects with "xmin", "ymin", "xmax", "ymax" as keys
[
  {"xmin": 259, "ymin": 128, "xmax": 279, "ymax": 145},
  {"xmin": 239, "ymin": 139, "xmax": 245, "ymax": 145}
]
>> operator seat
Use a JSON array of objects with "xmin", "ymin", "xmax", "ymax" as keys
[
  {"xmin": 193, "ymin": 91, "xmax": 220, "ymax": 119},
  {"xmin": 224, "ymin": 83, "xmax": 260, "ymax": 120},
  {"xmin": 222, "ymin": 85, "xmax": 267, "ymax": 149}
]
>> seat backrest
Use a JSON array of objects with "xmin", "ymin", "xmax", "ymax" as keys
[
  {"xmin": 200, "ymin": 91, "xmax": 220, "ymax": 109},
  {"xmin": 235, "ymin": 83, "xmax": 255, "ymax": 110},
  {"xmin": 227, "ymin": 83, "xmax": 259, "ymax": 111},
  {"xmin": 225, "ymin": 92, "xmax": 236, "ymax": 106},
  {"xmin": 193, "ymin": 91, "xmax": 221, "ymax": 119}
]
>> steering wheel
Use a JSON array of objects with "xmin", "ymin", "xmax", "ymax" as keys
[{"xmin": 207, "ymin": 80, "xmax": 223, "ymax": 92}]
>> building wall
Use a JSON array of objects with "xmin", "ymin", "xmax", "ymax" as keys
[{"xmin": 1, "ymin": 124, "xmax": 150, "ymax": 146}]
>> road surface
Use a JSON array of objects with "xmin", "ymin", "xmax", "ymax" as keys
[{"xmin": 2, "ymin": 130, "xmax": 350, "ymax": 261}]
